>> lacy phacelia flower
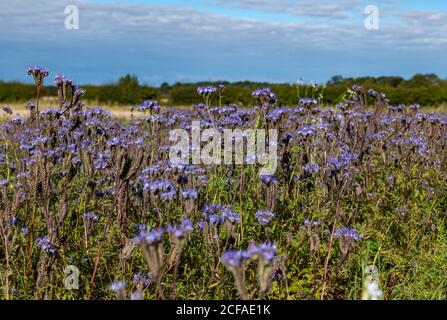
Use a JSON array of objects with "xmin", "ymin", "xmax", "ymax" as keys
[
  {"xmin": 221, "ymin": 250, "xmax": 247, "ymax": 269},
  {"xmin": 255, "ymin": 210, "xmax": 274, "ymax": 225},
  {"xmin": 197, "ymin": 86, "xmax": 217, "ymax": 96},
  {"xmin": 110, "ymin": 280, "xmax": 127, "ymax": 299},
  {"xmin": 2, "ymin": 106, "xmax": 13, "ymax": 115},
  {"xmin": 133, "ymin": 272, "xmax": 151, "ymax": 287},
  {"xmin": 334, "ymin": 227, "xmax": 363, "ymax": 241},
  {"xmin": 27, "ymin": 65, "xmax": 49, "ymax": 88},
  {"xmin": 247, "ymin": 243, "xmax": 277, "ymax": 262},
  {"xmin": 133, "ymin": 228, "xmax": 164, "ymax": 245},
  {"xmin": 138, "ymin": 100, "xmax": 160, "ymax": 113},
  {"xmin": 166, "ymin": 217, "xmax": 193, "ymax": 239},
  {"xmin": 182, "ymin": 188, "xmax": 198, "ymax": 200},
  {"xmin": 252, "ymin": 87, "xmax": 277, "ymax": 104},
  {"xmin": 303, "ymin": 163, "xmax": 320, "ymax": 175},
  {"xmin": 299, "ymin": 98, "xmax": 318, "ymax": 109},
  {"xmin": 260, "ymin": 175, "xmax": 278, "ymax": 186},
  {"xmin": 36, "ymin": 236, "xmax": 57, "ymax": 254}
]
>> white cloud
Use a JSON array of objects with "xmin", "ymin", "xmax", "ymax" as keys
[
  {"xmin": 0, "ymin": 0, "xmax": 447, "ymax": 83},
  {"xmin": 206, "ymin": 0, "xmax": 361, "ymax": 19}
]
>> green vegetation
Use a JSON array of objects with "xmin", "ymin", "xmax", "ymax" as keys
[{"xmin": 2, "ymin": 74, "xmax": 447, "ymax": 107}]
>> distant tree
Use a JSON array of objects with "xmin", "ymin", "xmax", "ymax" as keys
[{"xmin": 327, "ymin": 75, "xmax": 344, "ymax": 85}]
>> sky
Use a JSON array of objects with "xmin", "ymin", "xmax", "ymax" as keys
[{"xmin": 1, "ymin": 0, "xmax": 447, "ymax": 86}]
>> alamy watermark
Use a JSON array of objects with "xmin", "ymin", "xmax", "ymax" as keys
[
  {"xmin": 64, "ymin": 5, "xmax": 79, "ymax": 30},
  {"xmin": 364, "ymin": 5, "xmax": 379, "ymax": 30},
  {"xmin": 64, "ymin": 265, "xmax": 79, "ymax": 289},
  {"xmin": 169, "ymin": 121, "xmax": 278, "ymax": 176}
]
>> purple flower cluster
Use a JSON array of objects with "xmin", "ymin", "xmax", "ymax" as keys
[
  {"xmin": 255, "ymin": 210, "xmax": 274, "ymax": 225},
  {"xmin": 2, "ymin": 106, "xmax": 13, "ymax": 115},
  {"xmin": 201, "ymin": 204, "xmax": 241, "ymax": 226},
  {"xmin": 133, "ymin": 272, "xmax": 151, "ymax": 287},
  {"xmin": 247, "ymin": 243, "xmax": 277, "ymax": 262},
  {"xmin": 252, "ymin": 87, "xmax": 277, "ymax": 103},
  {"xmin": 221, "ymin": 250, "xmax": 246, "ymax": 269},
  {"xmin": 133, "ymin": 227, "xmax": 164, "ymax": 245},
  {"xmin": 334, "ymin": 227, "xmax": 364, "ymax": 241},
  {"xmin": 303, "ymin": 163, "xmax": 320, "ymax": 175},
  {"xmin": 182, "ymin": 188, "xmax": 198, "ymax": 200},
  {"xmin": 27, "ymin": 65, "xmax": 49, "ymax": 77},
  {"xmin": 197, "ymin": 86, "xmax": 217, "ymax": 96},
  {"xmin": 83, "ymin": 212, "xmax": 99, "ymax": 223},
  {"xmin": 328, "ymin": 150, "xmax": 358, "ymax": 171},
  {"xmin": 260, "ymin": 175, "xmax": 278, "ymax": 186},
  {"xmin": 138, "ymin": 100, "xmax": 160, "ymax": 113},
  {"xmin": 303, "ymin": 219, "xmax": 321, "ymax": 228},
  {"xmin": 299, "ymin": 98, "xmax": 318, "ymax": 109},
  {"xmin": 222, "ymin": 242, "xmax": 277, "ymax": 268},
  {"xmin": 36, "ymin": 236, "xmax": 57, "ymax": 254},
  {"xmin": 166, "ymin": 217, "xmax": 194, "ymax": 239},
  {"xmin": 110, "ymin": 280, "xmax": 127, "ymax": 293},
  {"xmin": 54, "ymin": 74, "xmax": 72, "ymax": 87}
]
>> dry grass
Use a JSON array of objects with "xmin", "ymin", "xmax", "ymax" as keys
[
  {"xmin": 1, "ymin": 99, "xmax": 446, "ymax": 121},
  {"xmin": 0, "ymin": 99, "xmax": 193, "ymax": 120}
]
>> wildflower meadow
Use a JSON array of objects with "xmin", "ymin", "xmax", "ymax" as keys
[{"xmin": 0, "ymin": 66, "xmax": 446, "ymax": 300}]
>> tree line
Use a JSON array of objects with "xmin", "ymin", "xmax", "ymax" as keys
[{"xmin": 1, "ymin": 73, "xmax": 447, "ymax": 107}]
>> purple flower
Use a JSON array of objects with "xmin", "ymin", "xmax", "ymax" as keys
[
  {"xmin": 368, "ymin": 89, "xmax": 378, "ymax": 98},
  {"xmin": 25, "ymin": 101, "xmax": 36, "ymax": 110},
  {"xmin": 221, "ymin": 207, "xmax": 241, "ymax": 224},
  {"xmin": 303, "ymin": 219, "xmax": 321, "ymax": 227},
  {"xmin": 36, "ymin": 236, "xmax": 57, "ymax": 254},
  {"xmin": 54, "ymin": 74, "xmax": 72, "ymax": 86},
  {"xmin": 83, "ymin": 212, "xmax": 99, "ymax": 223},
  {"xmin": 27, "ymin": 65, "xmax": 49, "ymax": 77},
  {"xmin": 247, "ymin": 243, "xmax": 277, "ymax": 262},
  {"xmin": 304, "ymin": 163, "xmax": 320, "ymax": 175},
  {"xmin": 0, "ymin": 179, "xmax": 8, "ymax": 187},
  {"xmin": 202, "ymin": 204, "xmax": 240, "ymax": 225},
  {"xmin": 334, "ymin": 227, "xmax": 363, "ymax": 241},
  {"xmin": 133, "ymin": 227, "xmax": 164, "ymax": 245},
  {"xmin": 130, "ymin": 291, "xmax": 143, "ymax": 300},
  {"xmin": 197, "ymin": 86, "xmax": 217, "ymax": 96},
  {"xmin": 296, "ymin": 125, "xmax": 315, "ymax": 137},
  {"xmin": 182, "ymin": 188, "xmax": 198, "ymax": 200},
  {"xmin": 74, "ymin": 86, "xmax": 86, "ymax": 96},
  {"xmin": 41, "ymin": 108, "xmax": 61, "ymax": 118},
  {"xmin": 255, "ymin": 210, "xmax": 274, "ymax": 225},
  {"xmin": 21, "ymin": 227, "xmax": 29, "ymax": 236},
  {"xmin": 222, "ymin": 114, "xmax": 243, "ymax": 126},
  {"xmin": 136, "ymin": 224, "xmax": 147, "ymax": 232},
  {"xmin": 11, "ymin": 114, "xmax": 23, "ymax": 125},
  {"xmin": 260, "ymin": 175, "xmax": 278, "ymax": 186},
  {"xmin": 133, "ymin": 272, "xmax": 151, "ymax": 287},
  {"xmin": 94, "ymin": 152, "xmax": 110, "ymax": 170},
  {"xmin": 166, "ymin": 217, "xmax": 194, "ymax": 239},
  {"xmin": 328, "ymin": 150, "xmax": 358, "ymax": 170},
  {"xmin": 266, "ymin": 108, "xmax": 286, "ymax": 122},
  {"xmin": 110, "ymin": 280, "xmax": 127, "ymax": 293},
  {"xmin": 299, "ymin": 98, "xmax": 318, "ymax": 109},
  {"xmin": 143, "ymin": 179, "xmax": 174, "ymax": 194},
  {"xmin": 138, "ymin": 100, "xmax": 160, "ymax": 112},
  {"xmin": 222, "ymin": 251, "xmax": 247, "ymax": 269},
  {"xmin": 10, "ymin": 216, "xmax": 19, "ymax": 226},
  {"xmin": 252, "ymin": 87, "xmax": 277, "ymax": 103},
  {"xmin": 2, "ymin": 106, "xmax": 13, "ymax": 115}
]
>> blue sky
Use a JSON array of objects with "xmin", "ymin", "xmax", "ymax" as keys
[{"xmin": 1, "ymin": 0, "xmax": 447, "ymax": 85}]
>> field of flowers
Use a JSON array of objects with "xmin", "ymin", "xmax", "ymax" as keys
[{"xmin": 0, "ymin": 66, "xmax": 446, "ymax": 300}]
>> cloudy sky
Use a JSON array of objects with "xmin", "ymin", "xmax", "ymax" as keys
[{"xmin": 0, "ymin": 0, "xmax": 446, "ymax": 85}]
